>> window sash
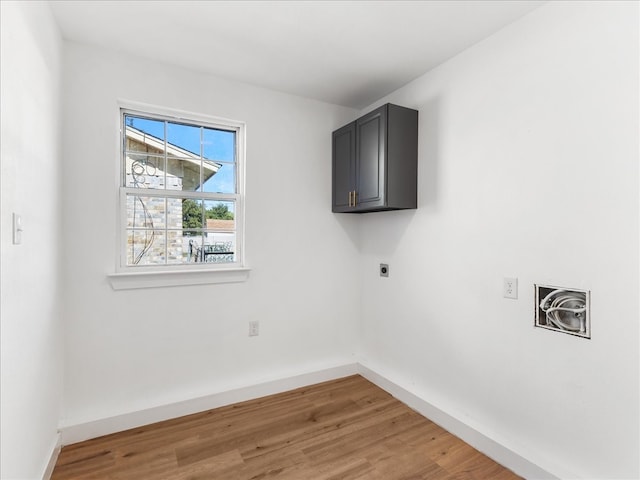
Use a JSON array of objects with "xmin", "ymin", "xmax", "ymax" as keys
[
  {"xmin": 122, "ymin": 111, "xmax": 239, "ymax": 194},
  {"xmin": 118, "ymin": 189, "xmax": 244, "ymax": 270}
]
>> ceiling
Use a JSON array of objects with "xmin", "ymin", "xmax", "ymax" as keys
[{"xmin": 49, "ymin": 0, "xmax": 545, "ymax": 109}]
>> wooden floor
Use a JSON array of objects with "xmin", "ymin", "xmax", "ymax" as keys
[{"xmin": 52, "ymin": 375, "xmax": 521, "ymax": 480}]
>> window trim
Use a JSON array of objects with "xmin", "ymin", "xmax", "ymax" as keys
[
  {"xmin": 107, "ymin": 267, "xmax": 251, "ymax": 290},
  {"xmin": 110, "ymin": 101, "xmax": 249, "ymax": 289}
]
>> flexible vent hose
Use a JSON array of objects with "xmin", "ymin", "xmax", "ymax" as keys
[{"xmin": 539, "ymin": 289, "xmax": 587, "ymax": 334}]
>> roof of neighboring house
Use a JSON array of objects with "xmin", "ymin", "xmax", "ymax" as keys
[{"xmin": 206, "ymin": 219, "xmax": 235, "ymax": 231}]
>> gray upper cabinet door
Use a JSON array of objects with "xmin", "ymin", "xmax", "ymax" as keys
[
  {"xmin": 355, "ymin": 105, "xmax": 386, "ymax": 210},
  {"xmin": 332, "ymin": 121, "xmax": 356, "ymax": 213},
  {"xmin": 332, "ymin": 103, "xmax": 418, "ymax": 213}
]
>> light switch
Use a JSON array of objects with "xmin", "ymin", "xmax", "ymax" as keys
[{"xmin": 12, "ymin": 213, "xmax": 23, "ymax": 245}]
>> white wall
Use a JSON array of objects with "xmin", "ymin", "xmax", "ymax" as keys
[
  {"xmin": 0, "ymin": 2, "xmax": 64, "ymax": 479},
  {"xmin": 359, "ymin": 2, "xmax": 639, "ymax": 479},
  {"xmin": 60, "ymin": 43, "xmax": 361, "ymax": 429}
]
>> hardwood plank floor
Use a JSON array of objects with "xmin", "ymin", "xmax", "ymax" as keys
[{"xmin": 52, "ymin": 375, "xmax": 522, "ymax": 479}]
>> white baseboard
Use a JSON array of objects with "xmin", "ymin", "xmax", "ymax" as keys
[
  {"xmin": 59, "ymin": 363, "xmax": 359, "ymax": 446},
  {"xmin": 357, "ymin": 363, "xmax": 561, "ymax": 480},
  {"xmin": 42, "ymin": 433, "xmax": 61, "ymax": 480}
]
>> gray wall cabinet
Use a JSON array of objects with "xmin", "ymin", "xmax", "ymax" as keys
[{"xmin": 332, "ymin": 103, "xmax": 418, "ymax": 213}]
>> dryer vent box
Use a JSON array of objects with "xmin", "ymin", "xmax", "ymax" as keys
[{"xmin": 535, "ymin": 284, "xmax": 591, "ymax": 339}]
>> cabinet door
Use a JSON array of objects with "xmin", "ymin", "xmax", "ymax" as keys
[
  {"xmin": 332, "ymin": 121, "xmax": 356, "ymax": 212},
  {"xmin": 355, "ymin": 105, "xmax": 386, "ymax": 210}
]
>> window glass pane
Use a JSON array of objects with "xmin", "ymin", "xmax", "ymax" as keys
[
  {"xmin": 204, "ymin": 200, "xmax": 235, "ymax": 230},
  {"xmin": 127, "ymin": 230, "xmax": 165, "ymax": 266},
  {"xmin": 203, "ymin": 199, "xmax": 236, "ymax": 264},
  {"xmin": 166, "ymin": 230, "xmax": 187, "ymax": 264},
  {"xmin": 124, "ymin": 154, "xmax": 165, "ymax": 189},
  {"xmin": 203, "ymin": 232, "xmax": 236, "ymax": 264},
  {"xmin": 181, "ymin": 199, "xmax": 204, "ymax": 230},
  {"xmin": 127, "ymin": 195, "xmax": 166, "ymax": 229},
  {"xmin": 166, "ymin": 156, "xmax": 201, "ymax": 192},
  {"xmin": 200, "ymin": 163, "xmax": 235, "ymax": 194},
  {"xmin": 167, "ymin": 122, "xmax": 201, "ymax": 157},
  {"xmin": 166, "ymin": 198, "xmax": 184, "ymax": 229},
  {"xmin": 126, "ymin": 136, "xmax": 162, "ymax": 154},
  {"xmin": 183, "ymin": 231, "xmax": 204, "ymax": 263},
  {"xmin": 124, "ymin": 115, "xmax": 165, "ymax": 142},
  {"xmin": 203, "ymin": 128, "xmax": 235, "ymax": 162}
]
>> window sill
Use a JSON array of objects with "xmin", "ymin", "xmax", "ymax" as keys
[{"xmin": 107, "ymin": 267, "xmax": 251, "ymax": 290}]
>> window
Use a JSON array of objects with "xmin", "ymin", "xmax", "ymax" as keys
[{"xmin": 118, "ymin": 108, "xmax": 245, "ymax": 275}]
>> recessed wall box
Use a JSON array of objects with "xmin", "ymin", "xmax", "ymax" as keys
[
  {"xmin": 380, "ymin": 263, "xmax": 389, "ymax": 277},
  {"xmin": 535, "ymin": 284, "xmax": 590, "ymax": 339}
]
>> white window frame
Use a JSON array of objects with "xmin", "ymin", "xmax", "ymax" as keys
[{"xmin": 108, "ymin": 102, "xmax": 249, "ymax": 290}]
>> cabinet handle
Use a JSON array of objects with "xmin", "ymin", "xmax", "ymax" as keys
[
  {"xmin": 353, "ymin": 190, "xmax": 357, "ymax": 207},
  {"xmin": 348, "ymin": 191, "xmax": 353, "ymax": 207}
]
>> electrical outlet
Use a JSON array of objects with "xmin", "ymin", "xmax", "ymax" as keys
[
  {"xmin": 503, "ymin": 277, "xmax": 518, "ymax": 299},
  {"xmin": 249, "ymin": 321, "xmax": 259, "ymax": 337},
  {"xmin": 380, "ymin": 263, "xmax": 389, "ymax": 277}
]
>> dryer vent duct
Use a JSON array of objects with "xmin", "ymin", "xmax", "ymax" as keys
[{"xmin": 535, "ymin": 285, "xmax": 591, "ymax": 339}]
